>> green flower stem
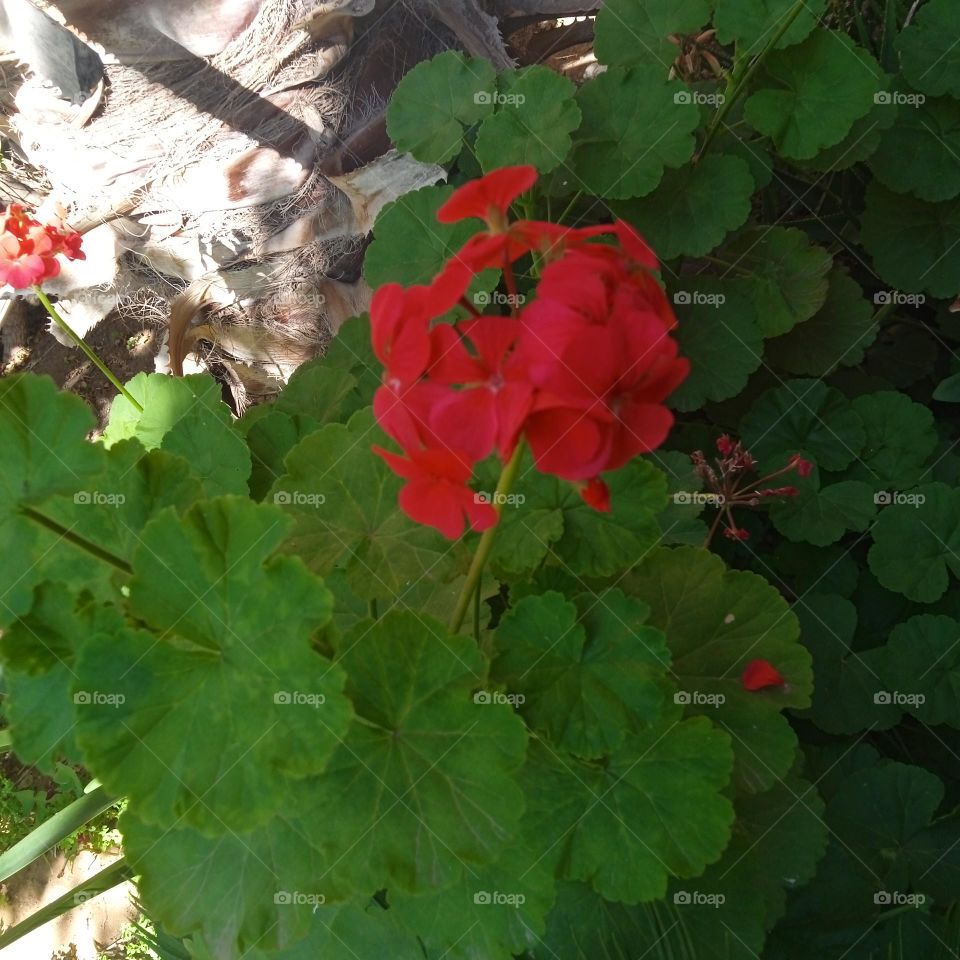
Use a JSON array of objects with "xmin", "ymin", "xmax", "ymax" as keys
[
  {"xmin": 449, "ymin": 441, "xmax": 525, "ymax": 635},
  {"xmin": 22, "ymin": 506, "xmax": 132, "ymax": 573},
  {"xmin": 698, "ymin": 0, "xmax": 811, "ymax": 158},
  {"xmin": 33, "ymin": 286, "xmax": 143, "ymax": 412}
]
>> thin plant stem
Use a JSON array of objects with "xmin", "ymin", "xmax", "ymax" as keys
[
  {"xmin": 33, "ymin": 286, "xmax": 143, "ymax": 411},
  {"xmin": 698, "ymin": 0, "xmax": 811, "ymax": 158},
  {"xmin": 473, "ymin": 579, "xmax": 482, "ymax": 642},
  {"xmin": 449, "ymin": 442, "xmax": 525, "ymax": 634},
  {"xmin": 22, "ymin": 507, "xmax": 132, "ymax": 573}
]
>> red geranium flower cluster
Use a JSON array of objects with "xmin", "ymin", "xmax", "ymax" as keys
[
  {"xmin": 0, "ymin": 204, "xmax": 85, "ymax": 290},
  {"xmin": 371, "ymin": 166, "xmax": 689, "ymax": 539}
]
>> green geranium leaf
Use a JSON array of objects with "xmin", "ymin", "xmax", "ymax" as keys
[
  {"xmin": 825, "ymin": 762, "xmax": 947, "ymax": 896},
  {"xmin": 714, "ymin": 0, "xmax": 826, "ymax": 56},
  {"xmin": 525, "ymin": 721, "xmax": 734, "ymax": 903},
  {"xmin": 41, "ymin": 441, "xmax": 204, "ymax": 572},
  {"xmin": 868, "ymin": 483, "xmax": 960, "ymax": 603},
  {"xmin": 870, "ymin": 95, "xmax": 960, "ymax": 202},
  {"xmin": 237, "ymin": 900, "xmax": 425, "ymax": 960},
  {"xmin": 278, "ymin": 315, "xmax": 379, "ymax": 420},
  {"xmin": 385, "ymin": 51, "xmax": 495, "ymax": 163},
  {"xmin": 243, "ymin": 410, "xmax": 321, "ymax": 501},
  {"xmin": 74, "ymin": 498, "xmax": 351, "ymax": 833},
  {"xmin": 669, "ymin": 277, "xmax": 764, "ymax": 410},
  {"xmin": 720, "ymin": 226, "xmax": 832, "ymax": 336},
  {"xmin": 741, "ymin": 379, "xmax": 866, "ymax": 471},
  {"xmin": 765, "ymin": 267, "xmax": 878, "ymax": 376},
  {"xmin": 791, "ymin": 594, "xmax": 899, "ymax": 735},
  {"xmin": 841, "ymin": 391, "xmax": 938, "ymax": 490},
  {"xmin": 769, "ymin": 464, "xmax": 876, "ymax": 547},
  {"xmin": 0, "ymin": 375, "xmax": 103, "ymax": 625},
  {"xmin": 365, "ymin": 184, "xmax": 498, "ymax": 294},
  {"xmin": 770, "ymin": 541, "xmax": 860, "ymax": 598},
  {"xmin": 572, "ymin": 66, "xmax": 700, "ymax": 199},
  {"xmin": 492, "ymin": 457, "xmax": 668, "ymax": 580},
  {"xmin": 652, "ymin": 449, "xmax": 709, "ymax": 545},
  {"xmin": 392, "ymin": 840, "xmax": 556, "ymax": 960},
  {"xmin": 537, "ymin": 882, "xmax": 676, "ymax": 960},
  {"xmin": 4, "ymin": 667, "xmax": 77, "ymax": 774},
  {"xmin": 1, "ymin": 581, "xmax": 88, "ymax": 674},
  {"xmin": 269, "ymin": 408, "xmax": 455, "ymax": 601},
  {"xmin": 617, "ymin": 154, "xmax": 754, "ymax": 260},
  {"xmin": 539, "ymin": 777, "xmax": 827, "ymax": 960},
  {"xmin": 2, "ymin": 590, "xmax": 133, "ymax": 772},
  {"xmin": 898, "ymin": 0, "xmax": 960, "ymax": 98},
  {"xmin": 797, "ymin": 96, "xmax": 897, "ymax": 171},
  {"xmin": 626, "ymin": 547, "xmax": 813, "ymax": 793},
  {"xmin": 861, "ymin": 182, "xmax": 960, "ymax": 298},
  {"xmin": 594, "ymin": 0, "xmax": 712, "ymax": 68},
  {"xmin": 933, "ymin": 372, "xmax": 960, "ymax": 402},
  {"xmin": 744, "ymin": 31, "xmax": 882, "ymax": 160},
  {"xmin": 492, "ymin": 590, "xmax": 670, "ymax": 758},
  {"xmin": 664, "ymin": 778, "xmax": 829, "ymax": 959},
  {"xmin": 476, "ymin": 66, "xmax": 581, "ymax": 173},
  {"xmin": 308, "ymin": 611, "xmax": 527, "ymax": 894},
  {"xmin": 124, "ymin": 785, "xmax": 333, "ymax": 957},
  {"xmin": 882, "ymin": 615, "xmax": 960, "ymax": 728},
  {"xmin": 103, "ymin": 373, "xmax": 250, "ymax": 496}
]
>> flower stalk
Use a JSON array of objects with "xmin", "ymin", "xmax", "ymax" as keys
[{"xmin": 33, "ymin": 287, "xmax": 143, "ymax": 412}]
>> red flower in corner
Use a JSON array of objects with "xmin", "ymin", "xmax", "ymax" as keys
[
  {"xmin": 0, "ymin": 203, "xmax": 85, "ymax": 290},
  {"xmin": 372, "ymin": 444, "xmax": 497, "ymax": 539},
  {"xmin": 741, "ymin": 659, "xmax": 785, "ymax": 691},
  {"xmin": 437, "ymin": 165, "xmax": 538, "ymax": 230}
]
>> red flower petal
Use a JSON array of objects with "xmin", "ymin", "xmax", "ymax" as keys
[
  {"xmin": 579, "ymin": 477, "xmax": 611, "ymax": 512},
  {"xmin": 741, "ymin": 659, "xmax": 785, "ymax": 691},
  {"xmin": 437, "ymin": 166, "xmax": 538, "ymax": 228}
]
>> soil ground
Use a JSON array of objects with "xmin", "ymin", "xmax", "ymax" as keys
[{"xmin": 3, "ymin": 303, "xmax": 160, "ymax": 430}]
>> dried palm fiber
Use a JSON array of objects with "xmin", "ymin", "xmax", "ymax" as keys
[
  {"xmin": 2, "ymin": 0, "xmax": 450, "ymax": 405},
  {"xmin": 2, "ymin": 0, "xmax": 600, "ymax": 406}
]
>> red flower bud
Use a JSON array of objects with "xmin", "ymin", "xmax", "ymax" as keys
[
  {"xmin": 579, "ymin": 477, "xmax": 611, "ymax": 512},
  {"xmin": 789, "ymin": 454, "xmax": 813, "ymax": 478},
  {"xmin": 716, "ymin": 434, "xmax": 735, "ymax": 456}
]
